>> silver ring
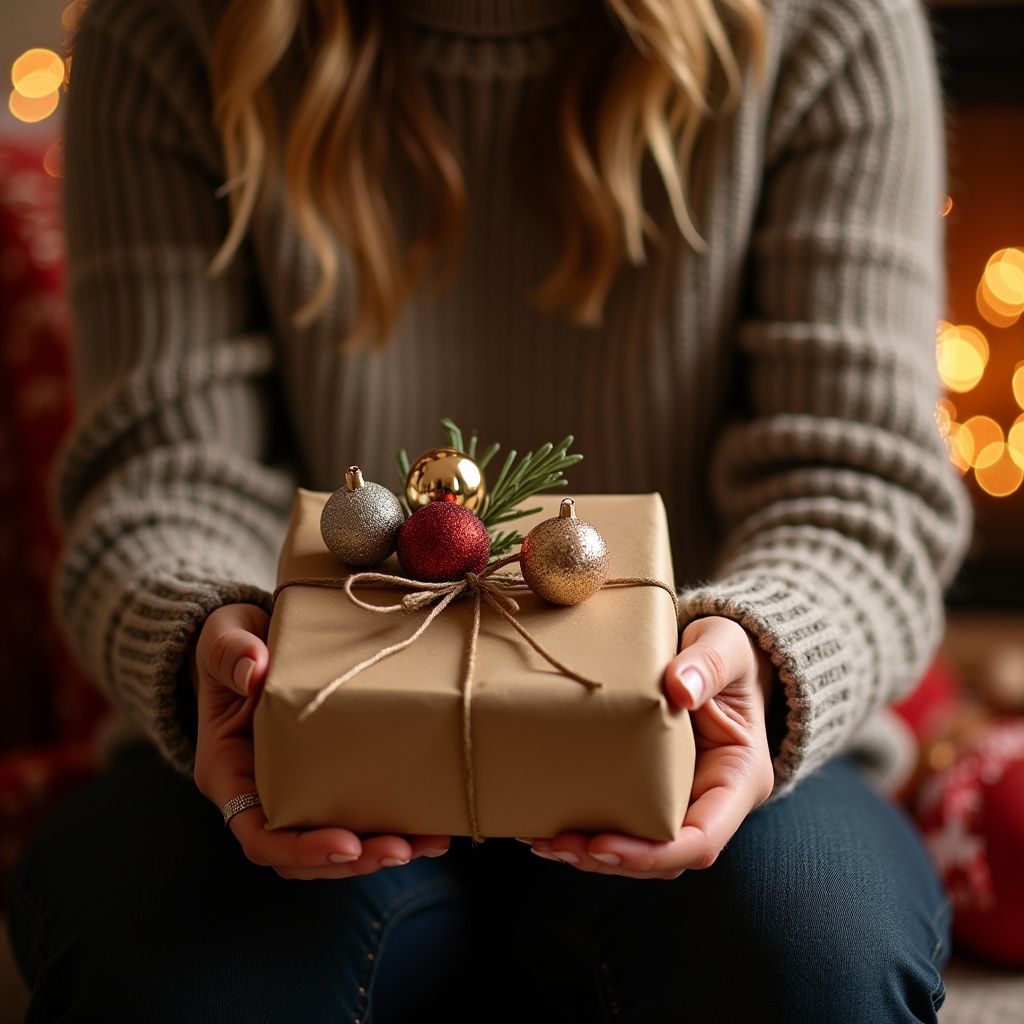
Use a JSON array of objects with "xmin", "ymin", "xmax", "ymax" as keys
[{"xmin": 221, "ymin": 791, "xmax": 262, "ymax": 826}]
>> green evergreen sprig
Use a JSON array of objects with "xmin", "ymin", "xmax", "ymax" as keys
[{"xmin": 397, "ymin": 419, "xmax": 583, "ymax": 558}]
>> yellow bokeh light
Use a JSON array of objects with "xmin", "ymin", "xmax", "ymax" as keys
[
  {"xmin": 936, "ymin": 322, "xmax": 989, "ymax": 393},
  {"xmin": 961, "ymin": 416, "xmax": 1003, "ymax": 467},
  {"xmin": 1008, "ymin": 414, "xmax": 1024, "ymax": 463},
  {"xmin": 941, "ymin": 195, "xmax": 954, "ymax": 217},
  {"xmin": 977, "ymin": 279, "xmax": 1021, "ymax": 328},
  {"xmin": 1014, "ymin": 362, "xmax": 1024, "ymax": 411},
  {"xmin": 11, "ymin": 49, "xmax": 65, "ymax": 99},
  {"xmin": 974, "ymin": 443, "xmax": 1024, "ymax": 497},
  {"xmin": 977, "ymin": 249, "xmax": 1024, "ymax": 328},
  {"xmin": 8, "ymin": 88, "xmax": 60, "ymax": 124},
  {"xmin": 986, "ymin": 251, "xmax": 1024, "ymax": 304}
]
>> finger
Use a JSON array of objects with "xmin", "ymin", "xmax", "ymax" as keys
[
  {"xmin": 663, "ymin": 617, "xmax": 757, "ymax": 711},
  {"xmin": 407, "ymin": 835, "xmax": 451, "ymax": 859},
  {"xmin": 232, "ymin": 816, "xmax": 364, "ymax": 870},
  {"xmin": 198, "ymin": 604, "xmax": 272, "ymax": 698},
  {"xmin": 527, "ymin": 832, "xmax": 679, "ymax": 880},
  {"xmin": 231, "ymin": 815, "xmax": 449, "ymax": 876}
]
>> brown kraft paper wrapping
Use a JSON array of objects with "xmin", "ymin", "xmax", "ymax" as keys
[{"xmin": 254, "ymin": 488, "xmax": 694, "ymax": 841}]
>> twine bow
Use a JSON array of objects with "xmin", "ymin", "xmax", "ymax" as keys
[{"xmin": 272, "ymin": 556, "xmax": 677, "ymax": 841}]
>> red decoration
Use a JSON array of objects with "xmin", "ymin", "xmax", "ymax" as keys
[
  {"xmin": 0, "ymin": 139, "xmax": 109, "ymax": 906},
  {"xmin": 914, "ymin": 717, "xmax": 1024, "ymax": 966},
  {"xmin": 396, "ymin": 501, "xmax": 491, "ymax": 582}
]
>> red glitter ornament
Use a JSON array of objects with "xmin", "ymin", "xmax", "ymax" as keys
[{"xmin": 396, "ymin": 501, "xmax": 491, "ymax": 582}]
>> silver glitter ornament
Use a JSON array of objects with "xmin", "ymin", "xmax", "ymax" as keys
[
  {"xmin": 519, "ymin": 498, "xmax": 609, "ymax": 606},
  {"xmin": 320, "ymin": 466, "xmax": 405, "ymax": 567}
]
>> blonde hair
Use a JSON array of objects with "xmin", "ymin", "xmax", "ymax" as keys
[{"xmin": 210, "ymin": 0, "xmax": 764, "ymax": 345}]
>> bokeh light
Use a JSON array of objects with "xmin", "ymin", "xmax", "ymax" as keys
[
  {"xmin": 1009, "ymin": 414, "xmax": 1024, "ymax": 464},
  {"xmin": 1014, "ymin": 362, "xmax": 1024, "ymax": 411},
  {"xmin": 8, "ymin": 89, "xmax": 60, "ymax": 123},
  {"xmin": 977, "ymin": 248, "xmax": 1024, "ymax": 328},
  {"xmin": 974, "ymin": 443, "xmax": 1024, "ymax": 497},
  {"xmin": 11, "ymin": 49, "xmax": 64, "ymax": 98},
  {"xmin": 9, "ymin": 48, "xmax": 65, "ymax": 125},
  {"xmin": 961, "ymin": 415, "xmax": 1004, "ymax": 467},
  {"xmin": 936, "ymin": 321, "xmax": 989, "ymax": 393}
]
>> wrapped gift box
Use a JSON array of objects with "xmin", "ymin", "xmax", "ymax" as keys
[{"xmin": 254, "ymin": 488, "xmax": 694, "ymax": 840}]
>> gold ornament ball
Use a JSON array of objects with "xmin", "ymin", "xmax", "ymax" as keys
[
  {"xmin": 405, "ymin": 446, "xmax": 486, "ymax": 511},
  {"xmin": 519, "ymin": 498, "xmax": 610, "ymax": 606},
  {"xmin": 320, "ymin": 466, "xmax": 405, "ymax": 567}
]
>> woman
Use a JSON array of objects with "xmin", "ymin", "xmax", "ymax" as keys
[{"xmin": 7, "ymin": 0, "xmax": 970, "ymax": 1020}]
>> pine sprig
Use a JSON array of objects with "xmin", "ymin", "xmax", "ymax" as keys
[
  {"xmin": 398, "ymin": 421, "xmax": 583, "ymax": 558},
  {"xmin": 477, "ymin": 437, "xmax": 582, "ymax": 527}
]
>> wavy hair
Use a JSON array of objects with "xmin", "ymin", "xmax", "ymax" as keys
[{"xmin": 209, "ymin": 0, "xmax": 765, "ymax": 345}]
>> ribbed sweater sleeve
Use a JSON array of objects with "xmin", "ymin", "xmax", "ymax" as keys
[
  {"xmin": 54, "ymin": 0, "xmax": 295, "ymax": 771},
  {"xmin": 675, "ymin": 0, "xmax": 972, "ymax": 791}
]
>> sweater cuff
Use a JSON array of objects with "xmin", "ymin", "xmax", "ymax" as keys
[
  {"xmin": 118, "ymin": 574, "xmax": 275, "ymax": 773},
  {"xmin": 677, "ymin": 572, "xmax": 865, "ymax": 795}
]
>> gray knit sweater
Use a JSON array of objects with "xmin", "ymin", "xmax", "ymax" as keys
[{"xmin": 56, "ymin": 0, "xmax": 972, "ymax": 792}]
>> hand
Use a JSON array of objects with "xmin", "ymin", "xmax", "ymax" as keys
[
  {"xmin": 191, "ymin": 603, "xmax": 450, "ymax": 878},
  {"xmin": 525, "ymin": 615, "xmax": 775, "ymax": 879}
]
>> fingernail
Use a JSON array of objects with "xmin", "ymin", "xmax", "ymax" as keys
[
  {"xmin": 327, "ymin": 852, "xmax": 358, "ymax": 864},
  {"xmin": 530, "ymin": 848, "xmax": 561, "ymax": 862},
  {"xmin": 552, "ymin": 851, "xmax": 579, "ymax": 865},
  {"xmin": 235, "ymin": 657, "xmax": 256, "ymax": 695},
  {"xmin": 514, "ymin": 837, "xmax": 533, "ymax": 844},
  {"xmin": 380, "ymin": 857, "xmax": 410, "ymax": 868},
  {"xmin": 591, "ymin": 852, "xmax": 622, "ymax": 866},
  {"xmin": 677, "ymin": 666, "xmax": 705, "ymax": 706},
  {"xmin": 422, "ymin": 848, "xmax": 448, "ymax": 858}
]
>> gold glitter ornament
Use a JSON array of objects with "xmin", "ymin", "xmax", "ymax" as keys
[
  {"xmin": 320, "ymin": 466, "xmax": 405, "ymax": 567},
  {"xmin": 404, "ymin": 447, "xmax": 486, "ymax": 512},
  {"xmin": 519, "ymin": 498, "xmax": 610, "ymax": 606}
]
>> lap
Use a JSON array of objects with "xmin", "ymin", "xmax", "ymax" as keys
[
  {"xmin": 6, "ymin": 749, "xmax": 948, "ymax": 1023},
  {"xmin": 6, "ymin": 745, "xmax": 471, "ymax": 1023},
  {"xmin": 507, "ymin": 757, "xmax": 950, "ymax": 1023}
]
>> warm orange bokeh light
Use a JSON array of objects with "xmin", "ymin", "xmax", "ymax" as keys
[
  {"xmin": 9, "ymin": 47, "xmax": 66, "ymax": 124},
  {"xmin": 978, "ymin": 249, "xmax": 1024, "ymax": 328},
  {"xmin": 1014, "ymin": 362, "xmax": 1024, "ymax": 412},
  {"xmin": 8, "ymin": 89, "xmax": 60, "ymax": 123},
  {"xmin": 1008, "ymin": 414, "xmax": 1024, "ymax": 463},
  {"xmin": 936, "ymin": 322, "xmax": 989, "ymax": 393},
  {"xmin": 974, "ymin": 443, "xmax": 1024, "ymax": 497},
  {"xmin": 11, "ymin": 48, "xmax": 65, "ymax": 98},
  {"xmin": 961, "ymin": 415, "xmax": 1004, "ymax": 467}
]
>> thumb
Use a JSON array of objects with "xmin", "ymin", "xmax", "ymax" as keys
[
  {"xmin": 196, "ymin": 603, "xmax": 271, "ymax": 699},
  {"xmin": 662, "ymin": 616, "xmax": 756, "ymax": 711}
]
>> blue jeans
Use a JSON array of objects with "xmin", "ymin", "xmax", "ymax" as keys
[{"xmin": 6, "ymin": 746, "xmax": 948, "ymax": 1023}]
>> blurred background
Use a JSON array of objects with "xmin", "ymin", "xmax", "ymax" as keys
[
  {"xmin": 0, "ymin": 1, "xmax": 1022, "ymax": 1018},
  {"xmin": 3, "ymin": 0, "xmax": 1023, "ymax": 605},
  {"xmin": 9, "ymin": 0, "xmax": 1021, "ymax": 599}
]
